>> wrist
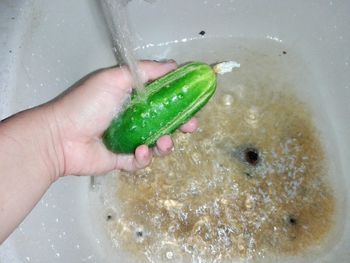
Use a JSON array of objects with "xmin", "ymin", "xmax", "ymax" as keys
[
  {"xmin": 38, "ymin": 104, "xmax": 66, "ymax": 182},
  {"xmin": 1, "ymin": 105, "xmax": 65, "ymax": 183}
]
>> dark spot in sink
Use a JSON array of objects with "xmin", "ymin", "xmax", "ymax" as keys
[
  {"xmin": 287, "ymin": 215, "xmax": 298, "ymax": 226},
  {"xmin": 244, "ymin": 148, "xmax": 260, "ymax": 166},
  {"xmin": 245, "ymin": 172, "xmax": 252, "ymax": 178},
  {"xmin": 199, "ymin": 30, "xmax": 206, "ymax": 36}
]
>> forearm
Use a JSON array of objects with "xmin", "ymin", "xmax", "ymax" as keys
[{"xmin": 0, "ymin": 105, "xmax": 63, "ymax": 243}]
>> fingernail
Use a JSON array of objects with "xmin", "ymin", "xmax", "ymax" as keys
[
  {"xmin": 166, "ymin": 59, "xmax": 176, "ymax": 64},
  {"xmin": 154, "ymin": 59, "xmax": 176, "ymax": 64}
]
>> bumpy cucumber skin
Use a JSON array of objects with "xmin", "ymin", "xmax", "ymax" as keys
[{"xmin": 103, "ymin": 62, "xmax": 217, "ymax": 153}]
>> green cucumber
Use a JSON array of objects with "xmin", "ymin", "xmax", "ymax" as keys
[{"xmin": 103, "ymin": 62, "xmax": 217, "ymax": 153}]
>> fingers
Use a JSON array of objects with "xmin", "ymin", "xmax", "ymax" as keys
[
  {"xmin": 153, "ymin": 118, "xmax": 198, "ymax": 157},
  {"xmin": 137, "ymin": 60, "xmax": 177, "ymax": 83},
  {"xmin": 179, "ymin": 118, "xmax": 199, "ymax": 133},
  {"xmin": 113, "ymin": 117, "xmax": 198, "ymax": 172},
  {"xmin": 100, "ymin": 60, "xmax": 177, "ymax": 93},
  {"xmin": 115, "ymin": 145, "xmax": 153, "ymax": 172},
  {"xmin": 134, "ymin": 145, "xmax": 153, "ymax": 168},
  {"xmin": 114, "ymin": 135, "xmax": 174, "ymax": 172},
  {"xmin": 114, "ymin": 136, "xmax": 173, "ymax": 172},
  {"xmin": 153, "ymin": 135, "xmax": 173, "ymax": 156}
]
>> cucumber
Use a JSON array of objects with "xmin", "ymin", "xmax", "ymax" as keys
[{"xmin": 103, "ymin": 62, "xmax": 217, "ymax": 153}]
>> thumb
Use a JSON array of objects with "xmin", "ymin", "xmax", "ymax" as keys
[
  {"xmin": 92, "ymin": 60, "xmax": 177, "ymax": 97},
  {"xmin": 54, "ymin": 60, "xmax": 177, "ymax": 134},
  {"xmin": 80, "ymin": 60, "xmax": 178, "ymax": 120}
]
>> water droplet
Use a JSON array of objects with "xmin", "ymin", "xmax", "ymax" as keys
[
  {"xmin": 221, "ymin": 94, "xmax": 234, "ymax": 106},
  {"xmin": 244, "ymin": 106, "xmax": 260, "ymax": 127},
  {"xmin": 166, "ymin": 251, "xmax": 173, "ymax": 259},
  {"xmin": 245, "ymin": 195, "xmax": 255, "ymax": 209}
]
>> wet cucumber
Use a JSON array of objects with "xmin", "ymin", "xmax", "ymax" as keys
[{"xmin": 103, "ymin": 62, "xmax": 217, "ymax": 153}]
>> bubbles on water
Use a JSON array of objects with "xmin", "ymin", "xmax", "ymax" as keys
[
  {"xmin": 244, "ymin": 106, "xmax": 260, "ymax": 127},
  {"xmin": 158, "ymin": 241, "xmax": 183, "ymax": 262},
  {"xmin": 104, "ymin": 83, "xmax": 335, "ymax": 262},
  {"xmin": 220, "ymin": 94, "xmax": 234, "ymax": 106}
]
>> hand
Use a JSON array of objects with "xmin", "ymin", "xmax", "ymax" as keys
[
  {"xmin": 51, "ymin": 60, "xmax": 198, "ymax": 177},
  {"xmin": 1, "ymin": 60, "xmax": 200, "ymax": 242}
]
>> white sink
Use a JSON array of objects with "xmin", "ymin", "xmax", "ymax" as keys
[{"xmin": 1, "ymin": 0, "xmax": 349, "ymax": 262}]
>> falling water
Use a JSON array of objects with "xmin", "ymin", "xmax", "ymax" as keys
[{"xmin": 100, "ymin": 0, "xmax": 145, "ymax": 95}]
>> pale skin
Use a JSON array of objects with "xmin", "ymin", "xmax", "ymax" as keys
[{"xmin": 0, "ymin": 60, "xmax": 199, "ymax": 243}]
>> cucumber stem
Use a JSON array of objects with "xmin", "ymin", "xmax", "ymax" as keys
[{"xmin": 213, "ymin": 61, "xmax": 240, "ymax": 75}]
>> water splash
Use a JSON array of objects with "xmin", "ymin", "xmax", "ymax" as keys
[
  {"xmin": 90, "ymin": 37, "xmax": 339, "ymax": 262},
  {"xmin": 100, "ymin": 0, "xmax": 145, "ymax": 96}
]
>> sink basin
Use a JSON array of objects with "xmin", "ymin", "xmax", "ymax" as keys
[{"xmin": 1, "ymin": 0, "xmax": 349, "ymax": 262}]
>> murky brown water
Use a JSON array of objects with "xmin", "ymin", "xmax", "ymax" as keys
[
  {"xmin": 97, "ymin": 39, "xmax": 336, "ymax": 262},
  {"xmin": 104, "ymin": 85, "xmax": 334, "ymax": 262}
]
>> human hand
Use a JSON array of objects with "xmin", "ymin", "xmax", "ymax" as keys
[
  {"xmin": 1, "ymin": 60, "xmax": 200, "ymax": 241},
  {"xmin": 50, "ymin": 60, "xmax": 198, "ymax": 177}
]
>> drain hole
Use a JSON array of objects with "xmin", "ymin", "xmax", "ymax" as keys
[
  {"xmin": 105, "ymin": 208, "xmax": 116, "ymax": 222},
  {"xmin": 244, "ymin": 148, "xmax": 260, "ymax": 166},
  {"xmin": 136, "ymin": 231, "xmax": 143, "ymax": 237},
  {"xmin": 287, "ymin": 215, "xmax": 298, "ymax": 226}
]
